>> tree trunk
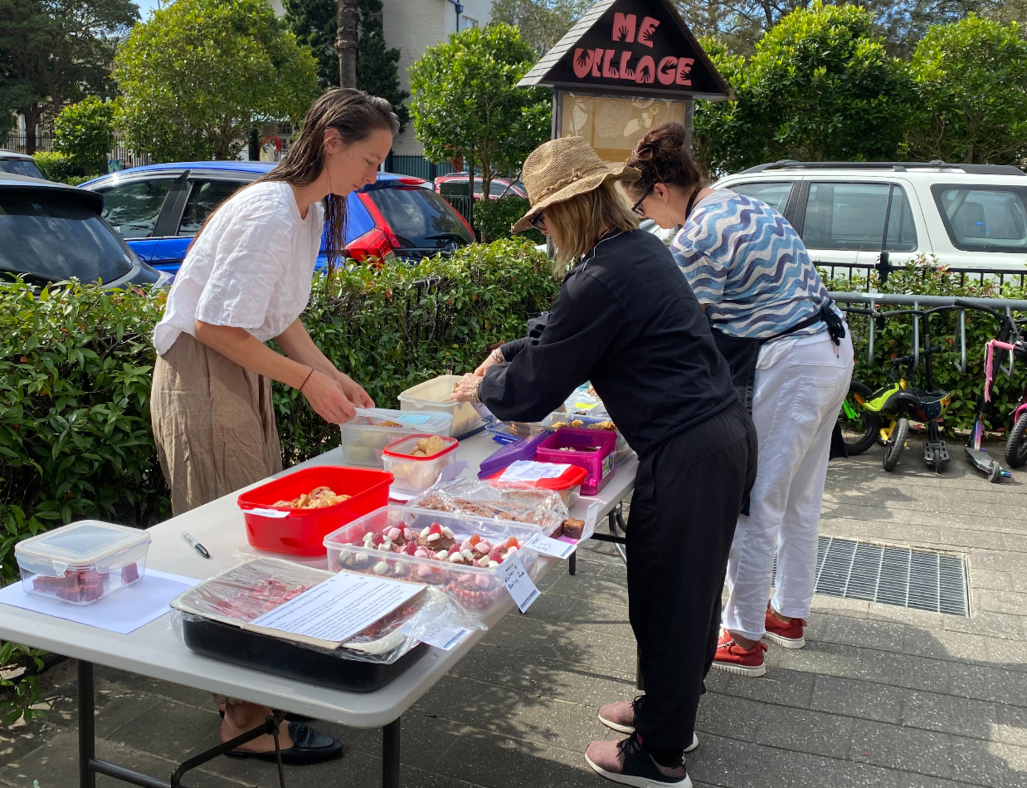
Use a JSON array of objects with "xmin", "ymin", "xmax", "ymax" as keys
[
  {"xmin": 336, "ymin": 0, "xmax": 359, "ymax": 89},
  {"xmin": 21, "ymin": 106, "xmax": 40, "ymax": 156}
]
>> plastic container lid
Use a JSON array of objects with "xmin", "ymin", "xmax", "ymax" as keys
[
  {"xmin": 487, "ymin": 461, "xmax": 588, "ymax": 491},
  {"xmin": 383, "ymin": 434, "xmax": 459, "ymax": 461},
  {"xmin": 343, "ymin": 408, "xmax": 453, "ymax": 434},
  {"xmin": 15, "ymin": 521, "xmax": 151, "ymax": 576},
  {"xmin": 477, "ymin": 432, "xmax": 550, "ymax": 479}
]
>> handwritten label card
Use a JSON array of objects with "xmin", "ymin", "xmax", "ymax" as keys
[
  {"xmin": 498, "ymin": 552, "xmax": 540, "ymax": 613},
  {"xmin": 581, "ymin": 500, "xmax": 601, "ymax": 542},
  {"xmin": 525, "ymin": 533, "xmax": 577, "ymax": 560},
  {"xmin": 399, "ymin": 620, "xmax": 472, "ymax": 651},
  {"xmin": 252, "ymin": 572, "xmax": 421, "ymax": 644}
]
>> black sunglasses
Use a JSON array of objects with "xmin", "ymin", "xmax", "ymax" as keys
[
  {"xmin": 631, "ymin": 185, "xmax": 654, "ymax": 217},
  {"xmin": 530, "ymin": 211, "xmax": 546, "ymax": 231}
]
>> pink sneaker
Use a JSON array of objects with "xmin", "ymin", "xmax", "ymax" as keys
[
  {"xmin": 597, "ymin": 699, "xmax": 698, "ymax": 752},
  {"xmin": 763, "ymin": 605, "xmax": 806, "ymax": 649},
  {"xmin": 712, "ymin": 630, "xmax": 767, "ymax": 677},
  {"xmin": 585, "ymin": 734, "xmax": 692, "ymax": 787}
]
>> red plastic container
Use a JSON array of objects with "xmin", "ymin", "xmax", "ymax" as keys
[
  {"xmin": 535, "ymin": 427, "xmax": 617, "ymax": 495},
  {"xmin": 238, "ymin": 466, "xmax": 393, "ymax": 556}
]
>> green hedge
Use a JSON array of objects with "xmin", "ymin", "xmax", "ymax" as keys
[
  {"xmin": 473, "ymin": 196, "xmax": 544, "ymax": 245},
  {"xmin": 31, "ymin": 151, "xmax": 83, "ymax": 183}
]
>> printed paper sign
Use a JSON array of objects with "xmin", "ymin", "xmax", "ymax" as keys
[
  {"xmin": 498, "ymin": 552, "xmax": 540, "ymax": 613},
  {"xmin": 525, "ymin": 533, "xmax": 577, "ymax": 560},
  {"xmin": 500, "ymin": 461, "xmax": 572, "ymax": 483},
  {"xmin": 252, "ymin": 572, "xmax": 421, "ymax": 644}
]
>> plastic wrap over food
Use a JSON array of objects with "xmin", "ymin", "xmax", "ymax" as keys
[
  {"xmin": 170, "ymin": 558, "xmax": 482, "ymax": 664},
  {"xmin": 409, "ymin": 479, "xmax": 570, "ymax": 537}
]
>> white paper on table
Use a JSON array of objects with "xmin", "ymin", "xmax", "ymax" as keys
[
  {"xmin": 499, "ymin": 461, "xmax": 572, "ymax": 483},
  {"xmin": 581, "ymin": 500, "xmax": 601, "ymax": 542},
  {"xmin": 498, "ymin": 552, "xmax": 540, "ymax": 613},
  {"xmin": 524, "ymin": 533, "xmax": 577, "ymax": 560},
  {"xmin": 399, "ymin": 620, "xmax": 472, "ymax": 650},
  {"xmin": 0, "ymin": 569, "xmax": 199, "ymax": 635},
  {"xmin": 251, "ymin": 572, "xmax": 422, "ymax": 644}
]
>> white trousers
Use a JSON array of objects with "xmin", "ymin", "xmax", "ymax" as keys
[{"xmin": 722, "ymin": 330, "xmax": 854, "ymax": 640}]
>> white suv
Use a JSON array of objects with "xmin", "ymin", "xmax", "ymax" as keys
[{"xmin": 712, "ymin": 161, "xmax": 1027, "ymax": 276}]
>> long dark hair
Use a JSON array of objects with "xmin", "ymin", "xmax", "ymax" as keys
[
  {"xmin": 624, "ymin": 122, "xmax": 704, "ymax": 198},
  {"xmin": 256, "ymin": 88, "xmax": 399, "ymax": 269}
]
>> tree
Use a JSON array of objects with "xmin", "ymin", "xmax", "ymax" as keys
[
  {"xmin": 336, "ymin": 0, "xmax": 358, "ymax": 88},
  {"xmin": 409, "ymin": 25, "xmax": 551, "ymax": 200},
  {"xmin": 0, "ymin": 0, "xmax": 136, "ymax": 153},
  {"xmin": 694, "ymin": 3, "xmax": 912, "ymax": 174},
  {"xmin": 907, "ymin": 15, "xmax": 1027, "ymax": 164},
  {"xmin": 114, "ymin": 0, "xmax": 320, "ymax": 162},
  {"xmin": 285, "ymin": 0, "xmax": 409, "ymax": 129},
  {"xmin": 53, "ymin": 97, "xmax": 115, "ymax": 176},
  {"xmin": 490, "ymin": 0, "xmax": 592, "ymax": 55}
]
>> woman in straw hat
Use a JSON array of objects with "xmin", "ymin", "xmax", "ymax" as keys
[{"xmin": 452, "ymin": 136, "xmax": 757, "ymax": 788}]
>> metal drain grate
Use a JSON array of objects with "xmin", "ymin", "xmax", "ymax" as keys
[{"xmin": 771, "ymin": 537, "xmax": 970, "ymax": 616}]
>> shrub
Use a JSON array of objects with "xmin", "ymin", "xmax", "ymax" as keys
[
  {"xmin": 53, "ymin": 98, "xmax": 116, "ymax": 176},
  {"xmin": 31, "ymin": 152, "xmax": 81, "ymax": 183},
  {"xmin": 473, "ymin": 196, "xmax": 544, "ymax": 244}
]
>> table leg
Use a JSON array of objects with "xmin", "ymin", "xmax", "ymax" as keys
[
  {"xmin": 78, "ymin": 660, "xmax": 96, "ymax": 788},
  {"xmin": 383, "ymin": 717, "xmax": 401, "ymax": 788},
  {"xmin": 568, "ymin": 550, "xmax": 577, "ymax": 576}
]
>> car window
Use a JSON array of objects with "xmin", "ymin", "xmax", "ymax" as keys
[
  {"xmin": 727, "ymin": 181, "xmax": 792, "ymax": 214},
  {"xmin": 490, "ymin": 181, "xmax": 512, "ymax": 197},
  {"xmin": 437, "ymin": 181, "xmax": 469, "ymax": 197},
  {"xmin": 367, "ymin": 187, "xmax": 474, "ymax": 249},
  {"xmin": 179, "ymin": 179, "xmax": 246, "ymax": 236},
  {"xmin": 932, "ymin": 186, "xmax": 1027, "ymax": 253},
  {"xmin": 96, "ymin": 178, "xmax": 175, "ymax": 239},
  {"xmin": 0, "ymin": 189, "xmax": 133, "ymax": 283},
  {"xmin": 802, "ymin": 182, "xmax": 916, "ymax": 252},
  {"xmin": 0, "ymin": 159, "xmax": 46, "ymax": 179}
]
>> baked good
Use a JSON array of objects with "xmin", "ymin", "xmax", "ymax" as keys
[
  {"xmin": 558, "ymin": 518, "xmax": 585, "ymax": 540},
  {"xmin": 273, "ymin": 486, "xmax": 351, "ymax": 509}
]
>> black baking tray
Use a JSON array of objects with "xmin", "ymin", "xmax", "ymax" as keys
[{"xmin": 182, "ymin": 616, "xmax": 429, "ymax": 693}]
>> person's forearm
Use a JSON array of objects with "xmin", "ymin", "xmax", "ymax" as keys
[
  {"xmin": 274, "ymin": 319, "xmax": 339, "ymax": 378},
  {"xmin": 194, "ymin": 321, "xmax": 310, "ymax": 389}
]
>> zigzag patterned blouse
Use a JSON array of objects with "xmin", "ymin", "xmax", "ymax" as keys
[{"xmin": 670, "ymin": 190, "xmax": 836, "ymax": 340}]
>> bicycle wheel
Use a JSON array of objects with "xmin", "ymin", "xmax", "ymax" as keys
[
  {"xmin": 1005, "ymin": 411, "xmax": 1027, "ymax": 468},
  {"xmin": 839, "ymin": 381, "xmax": 881, "ymax": 456},
  {"xmin": 883, "ymin": 417, "xmax": 908, "ymax": 472}
]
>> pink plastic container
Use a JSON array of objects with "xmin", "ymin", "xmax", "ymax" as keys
[{"xmin": 535, "ymin": 427, "xmax": 617, "ymax": 496}]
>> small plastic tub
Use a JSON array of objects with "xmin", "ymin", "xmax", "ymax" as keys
[
  {"xmin": 486, "ymin": 461, "xmax": 587, "ymax": 507},
  {"xmin": 382, "ymin": 435, "xmax": 459, "ymax": 495},
  {"xmin": 340, "ymin": 408, "xmax": 453, "ymax": 468},
  {"xmin": 536, "ymin": 427, "xmax": 617, "ymax": 496},
  {"xmin": 15, "ymin": 521, "xmax": 151, "ymax": 606},
  {"xmin": 399, "ymin": 376, "xmax": 485, "ymax": 437},
  {"xmin": 238, "ymin": 466, "xmax": 393, "ymax": 556},
  {"xmin": 324, "ymin": 507, "xmax": 541, "ymax": 619},
  {"xmin": 550, "ymin": 413, "xmax": 633, "ymax": 463}
]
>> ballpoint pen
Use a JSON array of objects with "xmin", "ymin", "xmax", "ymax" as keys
[{"xmin": 182, "ymin": 531, "xmax": 211, "ymax": 559}]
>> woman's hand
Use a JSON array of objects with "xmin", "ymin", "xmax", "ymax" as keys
[
  {"xmin": 474, "ymin": 348, "xmax": 504, "ymax": 377},
  {"xmin": 301, "ymin": 370, "xmax": 358, "ymax": 424},
  {"xmin": 450, "ymin": 373, "xmax": 481, "ymax": 403},
  {"xmin": 335, "ymin": 372, "xmax": 375, "ymax": 409}
]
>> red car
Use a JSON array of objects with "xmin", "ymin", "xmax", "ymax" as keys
[{"xmin": 434, "ymin": 173, "xmax": 528, "ymax": 201}]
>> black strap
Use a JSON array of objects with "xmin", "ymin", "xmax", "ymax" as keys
[{"xmin": 682, "ymin": 186, "xmax": 702, "ymax": 224}]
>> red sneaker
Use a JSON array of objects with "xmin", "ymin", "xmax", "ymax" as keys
[
  {"xmin": 763, "ymin": 606, "xmax": 806, "ymax": 649},
  {"xmin": 712, "ymin": 630, "xmax": 767, "ymax": 677}
]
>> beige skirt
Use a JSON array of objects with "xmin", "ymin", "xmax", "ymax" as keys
[{"xmin": 151, "ymin": 333, "xmax": 283, "ymax": 517}]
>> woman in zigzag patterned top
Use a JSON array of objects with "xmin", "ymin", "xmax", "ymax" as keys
[{"xmin": 625, "ymin": 123, "xmax": 854, "ymax": 679}]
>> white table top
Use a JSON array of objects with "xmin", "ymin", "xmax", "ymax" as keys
[{"xmin": 0, "ymin": 428, "xmax": 636, "ymax": 729}]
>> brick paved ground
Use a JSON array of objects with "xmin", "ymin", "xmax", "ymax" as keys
[{"xmin": 2, "ymin": 448, "xmax": 1026, "ymax": 787}]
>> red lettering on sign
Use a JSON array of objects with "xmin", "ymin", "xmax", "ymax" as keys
[
  {"xmin": 657, "ymin": 56, "xmax": 677, "ymax": 85},
  {"xmin": 591, "ymin": 48, "xmax": 603, "ymax": 78},
  {"xmin": 675, "ymin": 57, "xmax": 694, "ymax": 86},
  {"xmin": 618, "ymin": 51, "xmax": 635, "ymax": 80},
  {"xmin": 612, "ymin": 13, "xmax": 636, "ymax": 43},
  {"xmin": 635, "ymin": 55, "xmax": 656, "ymax": 84},
  {"xmin": 602, "ymin": 49, "xmax": 620, "ymax": 79},
  {"xmin": 638, "ymin": 16, "xmax": 660, "ymax": 47},
  {"xmin": 572, "ymin": 48, "xmax": 595, "ymax": 79}
]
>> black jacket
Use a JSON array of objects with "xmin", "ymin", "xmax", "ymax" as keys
[{"xmin": 479, "ymin": 230, "xmax": 738, "ymax": 458}]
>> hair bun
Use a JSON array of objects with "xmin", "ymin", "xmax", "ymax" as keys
[{"xmin": 626, "ymin": 122, "xmax": 703, "ymax": 193}]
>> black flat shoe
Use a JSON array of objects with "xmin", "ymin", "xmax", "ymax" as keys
[
  {"xmin": 225, "ymin": 722, "xmax": 344, "ymax": 765},
  {"xmin": 219, "ymin": 709, "xmax": 315, "ymax": 724}
]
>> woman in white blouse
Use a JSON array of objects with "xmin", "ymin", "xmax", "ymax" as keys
[{"xmin": 150, "ymin": 88, "xmax": 398, "ymax": 765}]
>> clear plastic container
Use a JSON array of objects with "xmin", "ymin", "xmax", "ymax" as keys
[
  {"xmin": 382, "ymin": 434, "xmax": 459, "ymax": 495},
  {"xmin": 15, "ymin": 521, "xmax": 151, "ymax": 605},
  {"xmin": 399, "ymin": 376, "xmax": 485, "ymax": 437},
  {"xmin": 324, "ymin": 507, "xmax": 541, "ymax": 618},
  {"xmin": 339, "ymin": 408, "xmax": 453, "ymax": 468},
  {"xmin": 486, "ymin": 461, "xmax": 586, "ymax": 507}
]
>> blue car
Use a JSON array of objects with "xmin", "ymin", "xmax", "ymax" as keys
[{"xmin": 81, "ymin": 161, "xmax": 475, "ymax": 276}]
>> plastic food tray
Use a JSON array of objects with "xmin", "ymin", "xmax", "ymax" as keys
[
  {"xmin": 410, "ymin": 481, "xmax": 569, "ymax": 538},
  {"xmin": 477, "ymin": 431, "xmax": 550, "ymax": 479},
  {"xmin": 486, "ymin": 462, "xmax": 586, "ymax": 507},
  {"xmin": 398, "ymin": 376, "xmax": 485, "ymax": 437},
  {"xmin": 549, "ymin": 413, "xmax": 633, "ymax": 463},
  {"xmin": 382, "ymin": 435, "xmax": 460, "ymax": 495},
  {"xmin": 237, "ymin": 466, "xmax": 393, "ymax": 556},
  {"xmin": 339, "ymin": 408, "xmax": 453, "ymax": 468},
  {"xmin": 536, "ymin": 428, "xmax": 617, "ymax": 496},
  {"xmin": 324, "ymin": 507, "xmax": 541, "ymax": 619},
  {"xmin": 15, "ymin": 521, "xmax": 151, "ymax": 606}
]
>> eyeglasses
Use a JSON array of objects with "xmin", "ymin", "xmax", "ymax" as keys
[
  {"xmin": 530, "ymin": 211, "xmax": 547, "ymax": 231},
  {"xmin": 631, "ymin": 186, "xmax": 654, "ymax": 217}
]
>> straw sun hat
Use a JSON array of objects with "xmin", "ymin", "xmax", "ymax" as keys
[{"xmin": 511, "ymin": 136, "xmax": 639, "ymax": 234}]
